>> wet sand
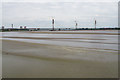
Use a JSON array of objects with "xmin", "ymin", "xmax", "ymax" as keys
[{"xmin": 2, "ymin": 39, "xmax": 118, "ymax": 78}]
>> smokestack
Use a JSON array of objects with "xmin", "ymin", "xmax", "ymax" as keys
[
  {"xmin": 95, "ymin": 20, "xmax": 97, "ymax": 29},
  {"xmin": 75, "ymin": 21, "xmax": 78, "ymax": 30},
  {"xmin": 11, "ymin": 24, "xmax": 13, "ymax": 28},
  {"xmin": 20, "ymin": 26, "xmax": 22, "ymax": 29},
  {"xmin": 24, "ymin": 26, "xmax": 26, "ymax": 29},
  {"xmin": 2, "ymin": 26, "xmax": 4, "ymax": 29},
  {"xmin": 52, "ymin": 18, "xmax": 55, "ymax": 31}
]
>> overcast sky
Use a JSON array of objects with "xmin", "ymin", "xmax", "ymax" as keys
[
  {"xmin": 2, "ymin": 1, "xmax": 118, "ymax": 28},
  {"xmin": 2, "ymin": 0, "xmax": 120, "ymax": 2}
]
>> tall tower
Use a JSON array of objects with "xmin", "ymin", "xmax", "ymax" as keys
[
  {"xmin": 75, "ymin": 21, "xmax": 78, "ymax": 30},
  {"xmin": 95, "ymin": 20, "xmax": 97, "ymax": 29},
  {"xmin": 24, "ymin": 26, "xmax": 26, "ymax": 29},
  {"xmin": 52, "ymin": 18, "xmax": 55, "ymax": 31},
  {"xmin": 11, "ymin": 24, "xmax": 14, "ymax": 28},
  {"xmin": 20, "ymin": 26, "xmax": 22, "ymax": 29},
  {"xmin": 2, "ymin": 26, "xmax": 4, "ymax": 29}
]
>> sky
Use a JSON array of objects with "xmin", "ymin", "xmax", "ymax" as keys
[{"xmin": 2, "ymin": 0, "xmax": 119, "ymax": 28}]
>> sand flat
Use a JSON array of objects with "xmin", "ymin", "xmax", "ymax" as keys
[
  {"xmin": 2, "ymin": 31, "xmax": 118, "ymax": 78},
  {"xmin": 2, "ymin": 39, "xmax": 118, "ymax": 78}
]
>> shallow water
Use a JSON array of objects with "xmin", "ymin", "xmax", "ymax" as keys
[{"xmin": 2, "ymin": 31, "xmax": 119, "ymax": 51}]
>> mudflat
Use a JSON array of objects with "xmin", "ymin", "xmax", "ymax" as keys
[{"xmin": 2, "ymin": 39, "xmax": 118, "ymax": 78}]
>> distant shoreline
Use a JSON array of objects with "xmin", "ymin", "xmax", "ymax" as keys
[
  {"xmin": 1, "ymin": 27, "xmax": 120, "ymax": 32},
  {"xmin": 2, "ymin": 30, "xmax": 119, "ymax": 35}
]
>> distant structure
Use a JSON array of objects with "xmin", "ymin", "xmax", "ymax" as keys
[
  {"xmin": 11, "ymin": 24, "xmax": 14, "ymax": 28},
  {"xmin": 20, "ymin": 26, "xmax": 23, "ymax": 29},
  {"xmin": 52, "ymin": 18, "xmax": 55, "ymax": 31},
  {"xmin": 37, "ymin": 28, "xmax": 40, "ymax": 30},
  {"xmin": 75, "ymin": 21, "xmax": 78, "ymax": 30},
  {"xmin": 95, "ymin": 20, "xmax": 97, "ymax": 29},
  {"xmin": 24, "ymin": 26, "xmax": 27, "ymax": 29},
  {"xmin": 2, "ymin": 26, "xmax": 4, "ymax": 29}
]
